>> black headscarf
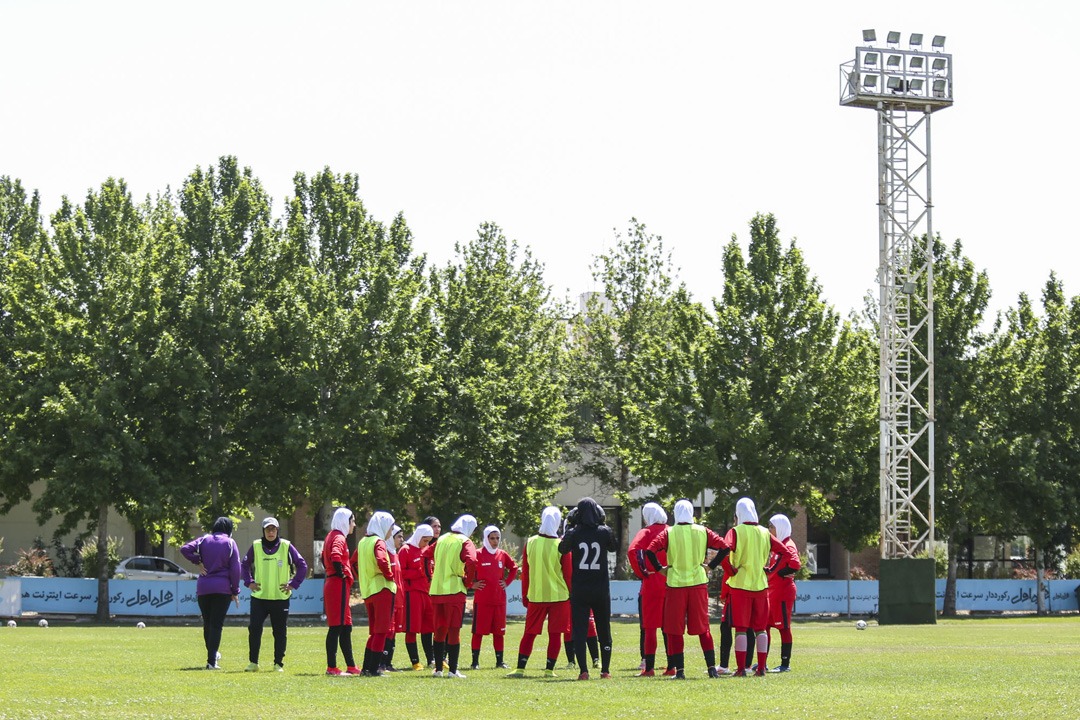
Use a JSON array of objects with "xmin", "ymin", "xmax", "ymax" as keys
[
  {"xmin": 574, "ymin": 497, "xmax": 606, "ymax": 527},
  {"xmin": 211, "ymin": 517, "xmax": 234, "ymax": 536}
]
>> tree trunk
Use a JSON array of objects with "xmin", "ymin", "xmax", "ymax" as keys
[
  {"xmin": 95, "ymin": 502, "xmax": 110, "ymax": 622},
  {"xmin": 614, "ymin": 461, "xmax": 631, "ymax": 580},
  {"xmin": 1035, "ymin": 550, "xmax": 1046, "ymax": 615},
  {"xmin": 943, "ymin": 536, "xmax": 958, "ymax": 616}
]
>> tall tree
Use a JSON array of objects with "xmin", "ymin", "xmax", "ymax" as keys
[
  {"xmin": 172, "ymin": 157, "xmax": 280, "ymax": 526},
  {"xmin": 703, "ymin": 213, "xmax": 878, "ymax": 536},
  {"xmin": 568, "ymin": 219, "xmax": 681, "ymax": 573},
  {"xmin": 911, "ymin": 238, "xmax": 992, "ymax": 614},
  {"xmin": 418, "ymin": 223, "xmax": 571, "ymax": 532},
  {"xmin": 967, "ymin": 277, "xmax": 1080, "ymax": 611},
  {"xmin": 0, "ymin": 178, "xmax": 174, "ymax": 619},
  {"xmin": 282, "ymin": 168, "xmax": 430, "ymax": 518}
]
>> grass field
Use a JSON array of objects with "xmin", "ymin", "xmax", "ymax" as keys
[{"xmin": 1, "ymin": 616, "xmax": 1077, "ymax": 719}]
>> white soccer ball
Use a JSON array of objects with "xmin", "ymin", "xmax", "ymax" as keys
[
  {"xmin": 6, "ymin": 620, "xmax": 15, "ymax": 628},
  {"xmin": 38, "ymin": 619, "xmax": 48, "ymax": 628},
  {"xmin": 855, "ymin": 619, "xmax": 867, "ymax": 630},
  {"xmin": 136, "ymin": 622, "xmax": 146, "ymax": 629}
]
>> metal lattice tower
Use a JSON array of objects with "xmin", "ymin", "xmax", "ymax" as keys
[{"xmin": 840, "ymin": 30, "xmax": 953, "ymax": 559}]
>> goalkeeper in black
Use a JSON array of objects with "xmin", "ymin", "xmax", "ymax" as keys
[{"xmin": 558, "ymin": 497, "xmax": 618, "ymax": 680}]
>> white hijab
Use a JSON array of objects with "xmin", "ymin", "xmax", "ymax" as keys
[
  {"xmin": 673, "ymin": 499, "xmax": 695, "ymax": 524},
  {"xmin": 735, "ymin": 497, "xmax": 759, "ymax": 524},
  {"xmin": 642, "ymin": 502, "xmax": 667, "ymax": 526},
  {"xmin": 331, "ymin": 507, "xmax": 354, "ymax": 535},
  {"xmin": 770, "ymin": 514, "xmax": 792, "ymax": 541},
  {"xmin": 387, "ymin": 524, "xmax": 403, "ymax": 555},
  {"xmin": 406, "ymin": 523, "xmax": 434, "ymax": 548},
  {"xmin": 481, "ymin": 525, "xmax": 501, "ymax": 554},
  {"xmin": 366, "ymin": 511, "xmax": 396, "ymax": 541},
  {"xmin": 451, "ymin": 514, "xmax": 478, "ymax": 537},
  {"xmin": 539, "ymin": 506, "xmax": 562, "ymax": 536}
]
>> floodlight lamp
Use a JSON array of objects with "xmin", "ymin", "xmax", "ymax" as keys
[
  {"xmin": 909, "ymin": 56, "xmax": 925, "ymax": 70},
  {"xmin": 909, "ymin": 33, "xmax": 923, "ymax": 47},
  {"xmin": 932, "ymin": 57, "xmax": 947, "ymax": 71},
  {"xmin": 932, "ymin": 79, "xmax": 947, "ymax": 97},
  {"xmin": 864, "ymin": 52, "xmax": 879, "ymax": 66},
  {"xmin": 887, "ymin": 76, "xmax": 903, "ymax": 91},
  {"xmin": 908, "ymin": 78, "xmax": 925, "ymax": 92},
  {"xmin": 932, "ymin": 35, "xmax": 946, "ymax": 50},
  {"xmin": 862, "ymin": 74, "xmax": 879, "ymax": 89},
  {"xmin": 887, "ymin": 31, "xmax": 901, "ymax": 44},
  {"xmin": 863, "ymin": 29, "xmax": 876, "ymax": 43},
  {"xmin": 887, "ymin": 55, "xmax": 902, "ymax": 68}
]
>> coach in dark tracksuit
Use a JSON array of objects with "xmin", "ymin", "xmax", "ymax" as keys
[{"xmin": 558, "ymin": 497, "xmax": 618, "ymax": 679}]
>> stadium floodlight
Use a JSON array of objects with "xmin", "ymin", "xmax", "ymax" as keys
[
  {"xmin": 863, "ymin": 29, "xmax": 877, "ymax": 43},
  {"xmin": 932, "ymin": 35, "xmax": 946, "ymax": 50},
  {"xmin": 839, "ymin": 32, "xmax": 955, "ymax": 610}
]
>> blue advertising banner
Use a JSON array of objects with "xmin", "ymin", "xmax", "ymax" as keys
[
  {"xmin": 17, "ymin": 577, "xmax": 324, "ymax": 616},
  {"xmin": 8, "ymin": 576, "xmax": 1079, "ymax": 617}
]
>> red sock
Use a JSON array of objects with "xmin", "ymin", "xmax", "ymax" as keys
[
  {"xmin": 735, "ymin": 650, "xmax": 747, "ymax": 671},
  {"xmin": 756, "ymin": 651, "xmax": 768, "ymax": 673}
]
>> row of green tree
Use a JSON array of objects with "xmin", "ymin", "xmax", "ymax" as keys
[{"xmin": 2, "ymin": 158, "xmax": 1077, "ymax": 618}]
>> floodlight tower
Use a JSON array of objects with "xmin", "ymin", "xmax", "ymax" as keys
[{"xmin": 839, "ymin": 31, "xmax": 953, "ymax": 567}]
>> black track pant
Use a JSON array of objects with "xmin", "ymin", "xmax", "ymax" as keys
[
  {"xmin": 197, "ymin": 593, "xmax": 232, "ymax": 666},
  {"xmin": 571, "ymin": 587, "xmax": 612, "ymax": 674},
  {"xmin": 249, "ymin": 596, "xmax": 290, "ymax": 666}
]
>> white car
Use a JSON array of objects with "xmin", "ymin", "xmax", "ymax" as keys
[{"xmin": 114, "ymin": 556, "xmax": 197, "ymax": 581}]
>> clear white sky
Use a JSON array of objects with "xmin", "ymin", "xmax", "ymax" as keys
[{"xmin": 2, "ymin": 1, "xmax": 1077, "ymax": 319}]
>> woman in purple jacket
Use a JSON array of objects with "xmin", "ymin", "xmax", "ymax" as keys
[{"xmin": 181, "ymin": 517, "xmax": 242, "ymax": 669}]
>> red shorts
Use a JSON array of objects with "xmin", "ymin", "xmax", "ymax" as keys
[
  {"xmin": 728, "ymin": 587, "xmax": 770, "ymax": 631},
  {"xmin": 768, "ymin": 585, "xmax": 796, "ymax": 630},
  {"xmin": 364, "ymin": 589, "xmax": 395, "ymax": 634},
  {"xmin": 663, "ymin": 584, "xmax": 710, "ymax": 636},
  {"xmin": 563, "ymin": 610, "xmax": 598, "ymax": 637},
  {"xmin": 523, "ymin": 600, "xmax": 570, "ymax": 636},
  {"xmin": 640, "ymin": 581, "xmax": 666, "ymax": 631},
  {"xmin": 393, "ymin": 589, "xmax": 406, "ymax": 632},
  {"xmin": 404, "ymin": 590, "xmax": 434, "ymax": 634},
  {"xmin": 433, "ymin": 598, "xmax": 466, "ymax": 630},
  {"xmin": 323, "ymin": 577, "xmax": 352, "ymax": 627},
  {"xmin": 472, "ymin": 602, "xmax": 507, "ymax": 636}
]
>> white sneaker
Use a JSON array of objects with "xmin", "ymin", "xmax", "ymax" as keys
[
  {"xmin": 432, "ymin": 670, "xmax": 444, "ymax": 678},
  {"xmin": 716, "ymin": 666, "xmax": 734, "ymax": 676},
  {"xmin": 446, "ymin": 671, "xmax": 467, "ymax": 679}
]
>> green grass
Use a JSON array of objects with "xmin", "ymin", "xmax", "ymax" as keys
[{"xmin": 1, "ymin": 616, "xmax": 1078, "ymax": 719}]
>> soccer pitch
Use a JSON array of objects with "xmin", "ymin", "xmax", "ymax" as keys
[{"xmin": 1, "ymin": 617, "xmax": 1077, "ymax": 719}]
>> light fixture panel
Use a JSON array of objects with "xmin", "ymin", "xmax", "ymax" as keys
[
  {"xmin": 863, "ymin": 29, "xmax": 877, "ymax": 43},
  {"xmin": 887, "ymin": 31, "xmax": 901, "ymax": 44}
]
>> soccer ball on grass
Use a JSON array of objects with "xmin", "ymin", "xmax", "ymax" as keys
[
  {"xmin": 38, "ymin": 619, "xmax": 49, "ymax": 628},
  {"xmin": 855, "ymin": 619, "xmax": 867, "ymax": 630},
  {"xmin": 136, "ymin": 622, "xmax": 146, "ymax": 629},
  {"xmin": 6, "ymin": 620, "xmax": 15, "ymax": 628}
]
